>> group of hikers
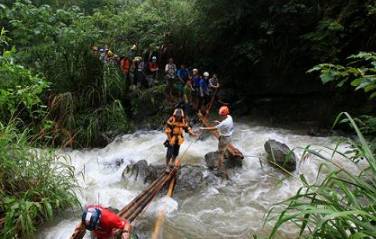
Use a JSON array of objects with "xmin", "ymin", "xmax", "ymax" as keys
[
  {"xmin": 92, "ymin": 45, "xmax": 221, "ymax": 116},
  {"xmin": 79, "ymin": 45, "xmax": 233, "ymax": 239},
  {"xmin": 164, "ymin": 59, "xmax": 221, "ymax": 117}
]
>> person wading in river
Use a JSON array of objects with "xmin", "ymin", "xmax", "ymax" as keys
[
  {"xmin": 81, "ymin": 205, "xmax": 134, "ymax": 239},
  {"xmin": 164, "ymin": 108, "xmax": 197, "ymax": 170},
  {"xmin": 200, "ymin": 106, "xmax": 233, "ymax": 179}
]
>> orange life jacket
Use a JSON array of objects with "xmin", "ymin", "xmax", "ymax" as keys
[{"xmin": 165, "ymin": 116, "xmax": 189, "ymax": 145}]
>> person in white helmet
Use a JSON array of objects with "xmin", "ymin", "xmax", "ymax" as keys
[
  {"xmin": 147, "ymin": 56, "xmax": 159, "ymax": 87},
  {"xmin": 191, "ymin": 68, "xmax": 201, "ymax": 111},
  {"xmin": 164, "ymin": 108, "xmax": 197, "ymax": 168},
  {"xmin": 198, "ymin": 72, "xmax": 210, "ymax": 115}
]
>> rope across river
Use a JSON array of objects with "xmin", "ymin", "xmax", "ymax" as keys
[{"xmin": 70, "ymin": 93, "xmax": 244, "ymax": 238}]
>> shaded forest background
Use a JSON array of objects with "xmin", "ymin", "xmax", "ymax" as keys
[{"xmin": 0, "ymin": 0, "xmax": 375, "ymax": 147}]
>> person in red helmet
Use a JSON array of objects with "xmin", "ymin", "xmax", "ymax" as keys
[
  {"xmin": 81, "ymin": 205, "xmax": 133, "ymax": 239},
  {"xmin": 200, "ymin": 106, "xmax": 233, "ymax": 179}
]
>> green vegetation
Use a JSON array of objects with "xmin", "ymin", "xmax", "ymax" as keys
[
  {"xmin": 308, "ymin": 52, "xmax": 376, "ymax": 140},
  {"xmin": 1, "ymin": 0, "xmax": 374, "ymax": 146},
  {"xmin": 0, "ymin": 123, "xmax": 77, "ymax": 238},
  {"xmin": 308, "ymin": 52, "xmax": 376, "ymax": 98},
  {"xmin": 0, "ymin": 38, "xmax": 77, "ymax": 238},
  {"xmin": 1, "ymin": 0, "xmax": 376, "ymax": 238},
  {"xmin": 0, "ymin": 0, "xmax": 197, "ymax": 147},
  {"xmin": 266, "ymin": 113, "xmax": 376, "ymax": 238},
  {"xmin": 193, "ymin": 0, "xmax": 376, "ymax": 98}
]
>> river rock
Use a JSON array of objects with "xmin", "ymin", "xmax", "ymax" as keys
[
  {"xmin": 205, "ymin": 151, "xmax": 242, "ymax": 170},
  {"xmin": 122, "ymin": 160, "xmax": 212, "ymax": 193},
  {"xmin": 264, "ymin": 139, "xmax": 297, "ymax": 172}
]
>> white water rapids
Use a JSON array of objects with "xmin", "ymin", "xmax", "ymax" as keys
[{"xmin": 38, "ymin": 122, "xmax": 358, "ymax": 239}]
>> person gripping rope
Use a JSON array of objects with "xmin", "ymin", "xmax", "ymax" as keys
[
  {"xmin": 200, "ymin": 106, "xmax": 233, "ymax": 179},
  {"xmin": 164, "ymin": 108, "xmax": 197, "ymax": 169},
  {"xmin": 81, "ymin": 205, "xmax": 134, "ymax": 239}
]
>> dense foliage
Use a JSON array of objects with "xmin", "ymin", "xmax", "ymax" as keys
[
  {"xmin": 0, "ymin": 37, "xmax": 77, "ymax": 239},
  {"xmin": 1, "ymin": 0, "xmax": 374, "ymax": 146},
  {"xmin": 193, "ymin": 0, "xmax": 376, "ymax": 98},
  {"xmin": 309, "ymin": 52, "xmax": 376, "ymax": 98},
  {"xmin": 0, "ymin": 0, "xmax": 198, "ymax": 147},
  {"xmin": 266, "ymin": 113, "xmax": 376, "ymax": 239}
]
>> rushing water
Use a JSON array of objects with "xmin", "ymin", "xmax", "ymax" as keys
[{"xmin": 39, "ymin": 122, "xmax": 357, "ymax": 239}]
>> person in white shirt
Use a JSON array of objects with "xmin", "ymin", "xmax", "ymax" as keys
[{"xmin": 200, "ymin": 105, "xmax": 233, "ymax": 179}]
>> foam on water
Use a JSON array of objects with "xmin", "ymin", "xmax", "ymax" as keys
[{"xmin": 39, "ymin": 122, "xmax": 357, "ymax": 239}]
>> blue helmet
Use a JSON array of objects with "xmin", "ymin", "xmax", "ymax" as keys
[{"xmin": 82, "ymin": 207, "xmax": 101, "ymax": 231}]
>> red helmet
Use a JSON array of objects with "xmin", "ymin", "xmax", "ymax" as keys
[{"xmin": 219, "ymin": 106, "xmax": 229, "ymax": 116}]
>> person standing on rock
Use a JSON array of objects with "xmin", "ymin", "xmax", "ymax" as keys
[
  {"xmin": 164, "ymin": 108, "xmax": 197, "ymax": 170},
  {"xmin": 79, "ymin": 205, "xmax": 133, "ymax": 239},
  {"xmin": 200, "ymin": 106, "xmax": 233, "ymax": 179}
]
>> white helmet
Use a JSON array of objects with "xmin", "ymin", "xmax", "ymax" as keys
[
  {"xmin": 192, "ymin": 68, "xmax": 198, "ymax": 73},
  {"xmin": 152, "ymin": 56, "xmax": 157, "ymax": 60},
  {"xmin": 203, "ymin": 72, "xmax": 209, "ymax": 77}
]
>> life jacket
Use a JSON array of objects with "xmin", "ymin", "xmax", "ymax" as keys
[{"xmin": 165, "ymin": 116, "xmax": 189, "ymax": 145}]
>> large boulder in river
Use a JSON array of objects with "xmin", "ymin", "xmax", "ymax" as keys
[
  {"xmin": 122, "ymin": 160, "xmax": 213, "ymax": 194},
  {"xmin": 205, "ymin": 151, "xmax": 242, "ymax": 170},
  {"xmin": 264, "ymin": 139, "xmax": 297, "ymax": 172}
]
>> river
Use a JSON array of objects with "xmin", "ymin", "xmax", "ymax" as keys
[{"xmin": 38, "ymin": 122, "xmax": 355, "ymax": 239}]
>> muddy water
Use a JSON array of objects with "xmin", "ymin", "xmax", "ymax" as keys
[{"xmin": 39, "ymin": 122, "xmax": 355, "ymax": 239}]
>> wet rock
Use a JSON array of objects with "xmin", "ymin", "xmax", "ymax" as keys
[
  {"xmin": 103, "ymin": 158, "xmax": 124, "ymax": 169},
  {"xmin": 122, "ymin": 160, "xmax": 207, "ymax": 193},
  {"xmin": 264, "ymin": 139, "xmax": 297, "ymax": 172},
  {"xmin": 205, "ymin": 151, "xmax": 242, "ymax": 170}
]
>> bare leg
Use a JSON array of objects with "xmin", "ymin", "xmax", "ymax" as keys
[{"xmin": 218, "ymin": 152, "xmax": 229, "ymax": 180}]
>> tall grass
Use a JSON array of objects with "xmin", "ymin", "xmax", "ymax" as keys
[
  {"xmin": 266, "ymin": 112, "xmax": 376, "ymax": 238},
  {"xmin": 0, "ymin": 122, "xmax": 78, "ymax": 238}
]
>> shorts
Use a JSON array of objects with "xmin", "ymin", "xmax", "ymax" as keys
[
  {"xmin": 166, "ymin": 143, "xmax": 180, "ymax": 160},
  {"xmin": 166, "ymin": 77, "xmax": 174, "ymax": 87},
  {"xmin": 218, "ymin": 136, "xmax": 231, "ymax": 153}
]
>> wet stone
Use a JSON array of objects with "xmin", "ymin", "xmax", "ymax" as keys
[
  {"xmin": 122, "ymin": 160, "xmax": 208, "ymax": 194},
  {"xmin": 264, "ymin": 139, "xmax": 297, "ymax": 172},
  {"xmin": 204, "ymin": 151, "xmax": 243, "ymax": 170}
]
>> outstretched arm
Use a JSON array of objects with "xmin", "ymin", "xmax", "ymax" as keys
[
  {"xmin": 200, "ymin": 126, "xmax": 217, "ymax": 131},
  {"xmin": 187, "ymin": 126, "xmax": 198, "ymax": 138}
]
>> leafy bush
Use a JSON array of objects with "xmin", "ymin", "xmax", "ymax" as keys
[
  {"xmin": 0, "ymin": 122, "xmax": 78, "ymax": 238},
  {"xmin": 0, "ymin": 48, "xmax": 49, "ymax": 124},
  {"xmin": 266, "ymin": 113, "xmax": 376, "ymax": 239},
  {"xmin": 308, "ymin": 52, "xmax": 376, "ymax": 98}
]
